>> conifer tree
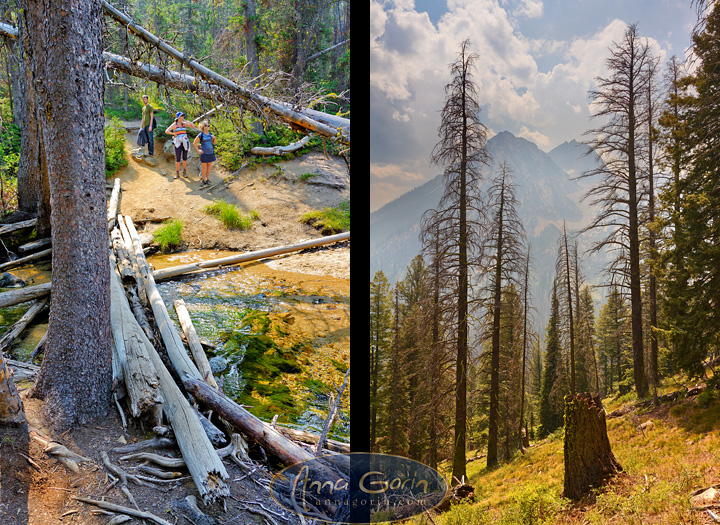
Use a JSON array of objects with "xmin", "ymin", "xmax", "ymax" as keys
[
  {"xmin": 369, "ymin": 271, "xmax": 392, "ymax": 451},
  {"xmin": 538, "ymin": 281, "xmax": 565, "ymax": 436},
  {"xmin": 421, "ymin": 38, "xmax": 490, "ymax": 484},
  {"xmin": 581, "ymin": 24, "xmax": 656, "ymax": 398}
]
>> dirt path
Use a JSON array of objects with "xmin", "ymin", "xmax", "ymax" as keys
[{"xmin": 118, "ymin": 122, "xmax": 350, "ymax": 279}]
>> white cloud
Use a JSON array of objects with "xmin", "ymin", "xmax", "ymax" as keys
[
  {"xmin": 515, "ymin": 0, "xmax": 543, "ymax": 18},
  {"xmin": 517, "ymin": 126, "xmax": 551, "ymax": 149}
]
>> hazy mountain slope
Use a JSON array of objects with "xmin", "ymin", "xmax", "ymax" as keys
[{"xmin": 370, "ymin": 131, "xmax": 609, "ymax": 331}]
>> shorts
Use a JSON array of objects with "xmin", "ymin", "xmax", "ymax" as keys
[
  {"xmin": 200, "ymin": 152, "xmax": 216, "ymax": 163},
  {"xmin": 175, "ymin": 145, "xmax": 188, "ymax": 162}
]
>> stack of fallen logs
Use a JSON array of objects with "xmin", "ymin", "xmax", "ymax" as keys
[
  {"xmin": 2, "ymin": 178, "xmax": 349, "ymax": 518},
  {"xmin": 102, "ymin": 178, "xmax": 349, "ymax": 506}
]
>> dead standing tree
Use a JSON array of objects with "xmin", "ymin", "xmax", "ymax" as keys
[
  {"xmin": 580, "ymin": 24, "xmax": 655, "ymax": 399},
  {"xmin": 484, "ymin": 162, "xmax": 526, "ymax": 470},
  {"xmin": 421, "ymin": 38, "xmax": 490, "ymax": 485}
]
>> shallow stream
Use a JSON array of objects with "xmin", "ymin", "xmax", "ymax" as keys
[{"xmin": 2, "ymin": 251, "xmax": 349, "ymax": 442}]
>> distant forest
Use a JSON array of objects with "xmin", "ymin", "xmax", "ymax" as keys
[{"xmin": 369, "ymin": 1, "xmax": 720, "ymax": 484}]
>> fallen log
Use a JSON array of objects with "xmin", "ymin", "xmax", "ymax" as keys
[
  {"xmin": 109, "ymin": 247, "xmax": 228, "ymax": 502},
  {"xmin": 276, "ymin": 425, "xmax": 349, "ymax": 454},
  {"xmin": 0, "ymin": 298, "xmax": 48, "ymax": 354},
  {"xmin": 107, "ymin": 178, "xmax": 121, "ymax": 230},
  {"xmin": 183, "ymin": 374, "xmax": 315, "ymax": 468},
  {"xmin": 250, "ymin": 134, "xmax": 313, "ymax": 156},
  {"xmin": 0, "ymin": 248, "xmax": 51, "ymax": 272},
  {"xmin": 17, "ymin": 237, "xmax": 51, "ymax": 254},
  {"xmin": 153, "ymin": 231, "xmax": 350, "ymax": 281},
  {"xmin": 0, "ymin": 218, "xmax": 37, "ymax": 236},
  {"xmin": 134, "ymin": 305, "xmax": 229, "ymax": 501},
  {"xmin": 0, "ymin": 282, "xmax": 51, "ymax": 308},
  {"xmin": 109, "ymin": 253, "xmax": 162, "ymax": 418},
  {"xmin": 111, "ymin": 228, "xmax": 136, "ymax": 281},
  {"xmin": 123, "ymin": 215, "xmax": 203, "ymax": 381},
  {"xmin": 174, "ymin": 299, "xmax": 218, "ymax": 389},
  {"xmin": 117, "ymin": 216, "xmax": 147, "ymax": 304},
  {"xmin": 7, "ymin": 359, "xmax": 40, "ymax": 383}
]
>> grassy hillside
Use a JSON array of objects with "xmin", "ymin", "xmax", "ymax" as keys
[{"xmin": 411, "ymin": 382, "xmax": 720, "ymax": 525}]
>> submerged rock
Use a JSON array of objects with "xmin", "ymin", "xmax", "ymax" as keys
[{"xmin": 0, "ymin": 272, "xmax": 27, "ymax": 288}]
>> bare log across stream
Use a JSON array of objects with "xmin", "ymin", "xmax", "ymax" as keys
[
  {"xmin": 123, "ymin": 215, "xmax": 203, "ymax": 381},
  {"xmin": 183, "ymin": 374, "xmax": 316, "ymax": 467},
  {"xmin": 153, "ymin": 231, "xmax": 350, "ymax": 281},
  {"xmin": 0, "ymin": 218, "xmax": 37, "ymax": 236},
  {"xmin": 174, "ymin": 299, "xmax": 218, "ymax": 389},
  {"xmin": 0, "ymin": 298, "xmax": 48, "ymax": 354},
  {"xmin": 0, "ymin": 248, "xmax": 51, "ymax": 272},
  {"xmin": 0, "ymin": 282, "xmax": 51, "ymax": 308}
]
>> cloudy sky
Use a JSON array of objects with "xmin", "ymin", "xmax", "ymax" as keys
[{"xmin": 370, "ymin": 0, "xmax": 699, "ymax": 212}]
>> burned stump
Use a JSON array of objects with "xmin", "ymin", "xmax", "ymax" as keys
[{"xmin": 563, "ymin": 393, "xmax": 622, "ymax": 500}]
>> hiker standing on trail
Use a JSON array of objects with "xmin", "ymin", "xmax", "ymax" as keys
[
  {"xmin": 193, "ymin": 121, "xmax": 216, "ymax": 187},
  {"xmin": 141, "ymin": 95, "xmax": 155, "ymax": 157},
  {"xmin": 165, "ymin": 111, "xmax": 198, "ymax": 179}
]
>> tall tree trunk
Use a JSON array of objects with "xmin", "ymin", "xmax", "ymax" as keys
[
  {"xmin": 647, "ymin": 80, "xmax": 659, "ymax": 405},
  {"xmin": 487, "ymin": 181, "xmax": 505, "ymax": 470},
  {"xmin": 518, "ymin": 248, "xmax": 530, "ymax": 452},
  {"xmin": 23, "ymin": 0, "xmax": 112, "ymax": 430},
  {"xmin": 15, "ymin": 10, "xmax": 42, "ymax": 219},
  {"xmin": 563, "ymin": 223, "xmax": 576, "ymax": 394},
  {"xmin": 451, "ymin": 75, "xmax": 469, "ymax": 484},
  {"xmin": 244, "ymin": 0, "xmax": 259, "ymax": 79}
]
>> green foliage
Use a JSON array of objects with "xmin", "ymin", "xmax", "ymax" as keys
[
  {"xmin": 104, "ymin": 96, "xmax": 143, "ymax": 121},
  {"xmin": 204, "ymin": 199, "xmax": 259, "ymax": 230},
  {"xmin": 301, "ymin": 201, "xmax": 349, "ymax": 234},
  {"xmin": 499, "ymin": 484, "xmax": 565, "ymax": 525},
  {"xmin": 105, "ymin": 117, "xmax": 128, "ymax": 177},
  {"xmin": 153, "ymin": 219, "xmax": 184, "ymax": 252},
  {"xmin": 435, "ymin": 503, "xmax": 492, "ymax": 525},
  {"xmin": 538, "ymin": 284, "xmax": 565, "ymax": 437}
]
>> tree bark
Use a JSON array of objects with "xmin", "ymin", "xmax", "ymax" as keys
[
  {"xmin": 23, "ymin": 0, "xmax": 113, "ymax": 430},
  {"xmin": 563, "ymin": 393, "xmax": 622, "ymax": 500}
]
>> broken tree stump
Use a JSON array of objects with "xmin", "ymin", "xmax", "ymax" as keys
[{"xmin": 563, "ymin": 393, "xmax": 622, "ymax": 500}]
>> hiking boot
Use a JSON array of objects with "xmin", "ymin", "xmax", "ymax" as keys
[
  {"xmin": 174, "ymin": 171, "xmax": 179, "ymax": 179},
  {"xmin": 183, "ymin": 169, "xmax": 187, "ymax": 177}
]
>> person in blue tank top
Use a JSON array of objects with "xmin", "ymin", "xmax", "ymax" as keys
[{"xmin": 193, "ymin": 121, "xmax": 216, "ymax": 187}]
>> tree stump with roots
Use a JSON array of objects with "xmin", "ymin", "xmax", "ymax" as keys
[{"xmin": 563, "ymin": 393, "xmax": 622, "ymax": 500}]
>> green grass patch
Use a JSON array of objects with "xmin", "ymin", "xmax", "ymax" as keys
[
  {"xmin": 204, "ymin": 199, "xmax": 259, "ymax": 230},
  {"xmin": 300, "ymin": 172, "xmax": 319, "ymax": 181},
  {"xmin": 153, "ymin": 219, "xmax": 184, "ymax": 252},
  {"xmin": 301, "ymin": 201, "xmax": 349, "ymax": 234}
]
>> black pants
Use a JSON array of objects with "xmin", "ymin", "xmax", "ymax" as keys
[{"xmin": 144, "ymin": 126, "xmax": 154, "ymax": 155}]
